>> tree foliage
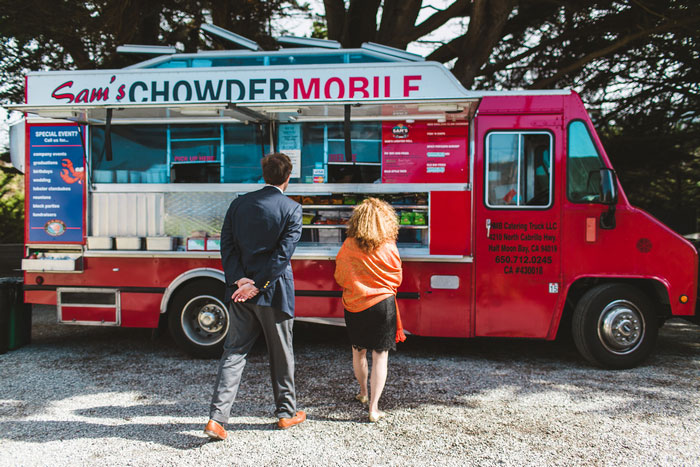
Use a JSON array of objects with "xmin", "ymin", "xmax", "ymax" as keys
[
  {"xmin": 321, "ymin": 0, "xmax": 700, "ymax": 232},
  {"xmin": 0, "ymin": 154, "xmax": 23, "ymax": 243},
  {"xmin": 0, "ymin": 0, "xmax": 698, "ymax": 232},
  {"xmin": 0, "ymin": 0, "xmax": 309, "ymax": 242},
  {"xmin": 0, "ymin": 0, "xmax": 308, "ymax": 103}
]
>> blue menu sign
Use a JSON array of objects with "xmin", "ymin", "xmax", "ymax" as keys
[{"xmin": 28, "ymin": 125, "xmax": 85, "ymax": 243}]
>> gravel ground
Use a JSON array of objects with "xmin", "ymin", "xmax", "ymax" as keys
[{"xmin": 1, "ymin": 305, "xmax": 699, "ymax": 467}]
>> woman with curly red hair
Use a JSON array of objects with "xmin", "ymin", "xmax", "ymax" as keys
[{"xmin": 334, "ymin": 198, "xmax": 406, "ymax": 422}]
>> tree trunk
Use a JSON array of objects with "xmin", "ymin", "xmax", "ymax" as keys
[
  {"xmin": 451, "ymin": 0, "xmax": 516, "ymax": 89},
  {"xmin": 376, "ymin": 0, "xmax": 422, "ymax": 49},
  {"xmin": 343, "ymin": 0, "xmax": 382, "ymax": 47},
  {"xmin": 323, "ymin": 0, "xmax": 347, "ymax": 42}
]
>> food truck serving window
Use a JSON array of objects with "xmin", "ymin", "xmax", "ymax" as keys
[
  {"xmin": 91, "ymin": 123, "xmax": 270, "ymax": 183},
  {"xmin": 90, "ymin": 121, "xmax": 382, "ymax": 184},
  {"xmin": 288, "ymin": 122, "xmax": 381, "ymax": 184},
  {"xmin": 92, "ymin": 126, "xmax": 168, "ymax": 183},
  {"xmin": 485, "ymin": 131, "xmax": 553, "ymax": 208},
  {"xmin": 89, "ymin": 114, "xmax": 468, "ymax": 185}
]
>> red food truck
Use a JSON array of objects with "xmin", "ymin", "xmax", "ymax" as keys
[{"xmin": 7, "ymin": 35, "xmax": 699, "ymax": 369}]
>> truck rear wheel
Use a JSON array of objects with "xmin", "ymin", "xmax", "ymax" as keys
[
  {"xmin": 572, "ymin": 283, "xmax": 658, "ymax": 369},
  {"xmin": 168, "ymin": 280, "xmax": 228, "ymax": 358}
]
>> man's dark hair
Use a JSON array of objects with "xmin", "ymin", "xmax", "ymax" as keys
[{"xmin": 261, "ymin": 152, "xmax": 293, "ymax": 186}]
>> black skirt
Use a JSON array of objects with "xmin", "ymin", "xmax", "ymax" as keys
[{"xmin": 344, "ymin": 295, "xmax": 397, "ymax": 352}]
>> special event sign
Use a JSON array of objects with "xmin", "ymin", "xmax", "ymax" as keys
[
  {"xmin": 381, "ymin": 121, "xmax": 468, "ymax": 183},
  {"xmin": 28, "ymin": 125, "xmax": 85, "ymax": 242}
]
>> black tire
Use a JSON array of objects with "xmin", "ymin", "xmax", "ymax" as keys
[
  {"xmin": 168, "ymin": 280, "xmax": 228, "ymax": 358},
  {"xmin": 572, "ymin": 283, "xmax": 658, "ymax": 369}
]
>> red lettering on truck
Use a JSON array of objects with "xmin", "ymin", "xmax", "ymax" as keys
[
  {"xmin": 89, "ymin": 87, "xmax": 108, "ymax": 102},
  {"xmin": 324, "ymin": 77, "xmax": 345, "ymax": 99},
  {"xmin": 293, "ymin": 78, "xmax": 320, "ymax": 99},
  {"xmin": 51, "ymin": 80, "xmax": 112, "ymax": 103},
  {"xmin": 349, "ymin": 77, "xmax": 369, "ymax": 98},
  {"xmin": 403, "ymin": 75, "xmax": 421, "ymax": 97},
  {"xmin": 116, "ymin": 84, "xmax": 126, "ymax": 101},
  {"xmin": 51, "ymin": 81, "xmax": 75, "ymax": 103}
]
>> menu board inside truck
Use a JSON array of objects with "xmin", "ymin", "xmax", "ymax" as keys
[{"xmin": 382, "ymin": 121, "xmax": 468, "ymax": 183}]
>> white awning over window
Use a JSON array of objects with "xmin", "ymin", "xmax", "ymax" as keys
[{"xmin": 7, "ymin": 99, "xmax": 480, "ymax": 125}]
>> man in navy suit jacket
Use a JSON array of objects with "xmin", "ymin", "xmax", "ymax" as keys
[{"xmin": 205, "ymin": 153, "xmax": 305, "ymax": 440}]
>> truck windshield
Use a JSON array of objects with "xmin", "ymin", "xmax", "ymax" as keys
[{"xmin": 567, "ymin": 121, "xmax": 605, "ymax": 203}]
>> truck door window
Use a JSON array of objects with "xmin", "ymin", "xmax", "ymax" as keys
[
  {"xmin": 567, "ymin": 121, "xmax": 605, "ymax": 203},
  {"xmin": 485, "ymin": 132, "xmax": 552, "ymax": 208}
]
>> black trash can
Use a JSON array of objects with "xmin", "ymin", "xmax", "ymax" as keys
[
  {"xmin": 0, "ymin": 278, "xmax": 31, "ymax": 354},
  {"xmin": 0, "ymin": 279, "xmax": 10, "ymax": 354}
]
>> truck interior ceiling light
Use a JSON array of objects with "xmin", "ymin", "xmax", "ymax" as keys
[
  {"xmin": 417, "ymin": 104, "xmax": 463, "ymax": 112},
  {"xmin": 36, "ymin": 109, "xmax": 76, "ymax": 119},
  {"xmin": 259, "ymin": 107, "xmax": 302, "ymax": 114},
  {"xmin": 177, "ymin": 105, "xmax": 227, "ymax": 116}
]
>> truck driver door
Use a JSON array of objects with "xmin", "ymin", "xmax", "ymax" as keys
[{"xmin": 473, "ymin": 113, "xmax": 564, "ymax": 338}]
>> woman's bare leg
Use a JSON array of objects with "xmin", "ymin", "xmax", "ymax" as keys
[
  {"xmin": 369, "ymin": 350, "xmax": 388, "ymax": 414},
  {"xmin": 352, "ymin": 347, "xmax": 368, "ymax": 398}
]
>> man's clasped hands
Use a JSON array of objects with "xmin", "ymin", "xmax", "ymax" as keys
[{"xmin": 232, "ymin": 278, "xmax": 259, "ymax": 302}]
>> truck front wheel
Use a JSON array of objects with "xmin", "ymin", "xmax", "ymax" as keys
[
  {"xmin": 572, "ymin": 283, "xmax": 658, "ymax": 369},
  {"xmin": 168, "ymin": 280, "xmax": 228, "ymax": 358}
]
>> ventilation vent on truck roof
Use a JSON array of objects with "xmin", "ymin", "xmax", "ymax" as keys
[
  {"xmin": 277, "ymin": 36, "xmax": 341, "ymax": 49},
  {"xmin": 360, "ymin": 42, "xmax": 424, "ymax": 62},
  {"xmin": 116, "ymin": 44, "xmax": 177, "ymax": 55},
  {"xmin": 200, "ymin": 23, "xmax": 262, "ymax": 51},
  {"xmin": 120, "ymin": 25, "xmax": 425, "ymax": 69}
]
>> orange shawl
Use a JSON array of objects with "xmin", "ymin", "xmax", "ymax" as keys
[{"xmin": 334, "ymin": 238, "xmax": 406, "ymax": 343}]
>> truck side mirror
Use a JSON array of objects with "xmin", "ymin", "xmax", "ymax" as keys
[
  {"xmin": 599, "ymin": 168, "xmax": 617, "ymax": 229},
  {"xmin": 599, "ymin": 168, "xmax": 617, "ymax": 205}
]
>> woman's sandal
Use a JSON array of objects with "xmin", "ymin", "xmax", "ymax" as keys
[
  {"xmin": 368, "ymin": 411, "xmax": 386, "ymax": 423},
  {"xmin": 355, "ymin": 394, "xmax": 369, "ymax": 405}
]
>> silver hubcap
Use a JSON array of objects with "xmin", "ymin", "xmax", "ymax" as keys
[
  {"xmin": 597, "ymin": 300, "xmax": 645, "ymax": 355},
  {"xmin": 198, "ymin": 305, "xmax": 224, "ymax": 333},
  {"xmin": 181, "ymin": 295, "xmax": 229, "ymax": 346}
]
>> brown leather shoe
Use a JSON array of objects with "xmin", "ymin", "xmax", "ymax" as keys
[
  {"xmin": 277, "ymin": 410, "xmax": 306, "ymax": 429},
  {"xmin": 204, "ymin": 419, "xmax": 227, "ymax": 440}
]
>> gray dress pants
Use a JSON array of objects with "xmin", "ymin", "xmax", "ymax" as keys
[{"xmin": 209, "ymin": 302, "xmax": 296, "ymax": 423}]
